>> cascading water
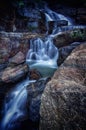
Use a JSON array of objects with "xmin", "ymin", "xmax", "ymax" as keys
[
  {"xmin": 44, "ymin": 6, "xmax": 72, "ymax": 35},
  {"xmin": 1, "ymin": 78, "xmax": 36, "ymax": 130},
  {"xmin": 26, "ymin": 6, "xmax": 73, "ymax": 76},
  {"xmin": 1, "ymin": 5, "xmax": 72, "ymax": 130},
  {"xmin": 26, "ymin": 37, "xmax": 59, "ymax": 77}
]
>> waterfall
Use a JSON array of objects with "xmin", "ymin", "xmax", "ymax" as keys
[
  {"xmin": 26, "ymin": 37, "xmax": 58, "ymax": 65},
  {"xmin": 44, "ymin": 7, "xmax": 72, "ymax": 35},
  {"xmin": 1, "ymin": 5, "xmax": 72, "ymax": 130},
  {"xmin": 1, "ymin": 78, "xmax": 36, "ymax": 130},
  {"xmin": 26, "ymin": 37, "xmax": 59, "ymax": 77}
]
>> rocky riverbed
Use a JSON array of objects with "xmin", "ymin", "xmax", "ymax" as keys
[{"xmin": 0, "ymin": 1, "xmax": 86, "ymax": 130}]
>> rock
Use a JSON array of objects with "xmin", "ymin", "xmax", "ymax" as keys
[
  {"xmin": 9, "ymin": 51, "xmax": 25, "ymax": 65},
  {"xmin": 48, "ymin": 20, "xmax": 68, "ymax": 34},
  {"xmin": 38, "ymin": 11, "xmax": 47, "ymax": 33},
  {"xmin": 54, "ymin": 28, "xmax": 86, "ymax": 48},
  {"xmin": 0, "ymin": 37, "xmax": 11, "ymax": 63},
  {"xmin": 58, "ymin": 42, "xmax": 81, "ymax": 66},
  {"xmin": 40, "ymin": 43, "xmax": 86, "ymax": 130},
  {"xmin": 27, "ymin": 77, "xmax": 51, "ymax": 122},
  {"xmin": 0, "ymin": 63, "xmax": 29, "ymax": 83},
  {"xmin": 0, "ymin": 63, "xmax": 8, "ymax": 71},
  {"xmin": 29, "ymin": 69, "xmax": 42, "ymax": 80}
]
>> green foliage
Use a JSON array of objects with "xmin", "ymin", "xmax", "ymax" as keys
[{"xmin": 70, "ymin": 29, "xmax": 86, "ymax": 40}]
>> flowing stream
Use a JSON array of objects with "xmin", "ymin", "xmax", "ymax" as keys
[
  {"xmin": 1, "ymin": 79, "xmax": 36, "ymax": 130},
  {"xmin": 44, "ymin": 6, "xmax": 72, "ymax": 36},
  {"xmin": 0, "ymin": 6, "xmax": 72, "ymax": 130}
]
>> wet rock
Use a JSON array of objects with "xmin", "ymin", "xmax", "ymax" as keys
[
  {"xmin": 48, "ymin": 20, "xmax": 68, "ymax": 34},
  {"xmin": 38, "ymin": 11, "xmax": 47, "ymax": 33},
  {"xmin": 9, "ymin": 51, "xmax": 25, "ymax": 65},
  {"xmin": 27, "ymin": 77, "xmax": 51, "ymax": 122},
  {"xmin": 29, "ymin": 69, "xmax": 42, "ymax": 80},
  {"xmin": 0, "ymin": 63, "xmax": 29, "ymax": 83},
  {"xmin": 58, "ymin": 42, "xmax": 81, "ymax": 66},
  {"xmin": 0, "ymin": 63, "xmax": 8, "ymax": 71},
  {"xmin": 54, "ymin": 28, "xmax": 86, "ymax": 48},
  {"xmin": 40, "ymin": 43, "xmax": 86, "ymax": 130}
]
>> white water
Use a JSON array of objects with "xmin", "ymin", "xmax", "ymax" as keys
[
  {"xmin": 1, "ymin": 78, "xmax": 36, "ymax": 129},
  {"xmin": 26, "ymin": 37, "xmax": 58, "ymax": 63},
  {"xmin": 44, "ymin": 7, "xmax": 72, "ymax": 36},
  {"xmin": 26, "ymin": 37, "xmax": 59, "ymax": 77},
  {"xmin": 1, "ymin": 6, "xmax": 72, "ymax": 130}
]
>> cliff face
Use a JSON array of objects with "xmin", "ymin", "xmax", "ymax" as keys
[{"xmin": 39, "ymin": 43, "xmax": 86, "ymax": 130}]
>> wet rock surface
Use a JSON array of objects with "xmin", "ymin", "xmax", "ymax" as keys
[
  {"xmin": 29, "ymin": 69, "xmax": 42, "ymax": 80},
  {"xmin": 48, "ymin": 20, "xmax": 68, "ymax": 34},
  {"xmin": 40, "ymin": 43, "xmax": 86, "ymax": 130},
  {"xmin": 27, "ymin": 77, "xmax": 51, "ymax": 122},
  {"xmin": 57, "ymin": 42, "xmax": 84, "ymax": 66}
]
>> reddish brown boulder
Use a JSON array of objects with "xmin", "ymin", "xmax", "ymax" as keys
[
  {"xmin": 0, "ymin": 64, "xmax": 29, "ymax": 83},
  {"xmin": 40, "ymin": 43, "xmax": 86, "ymax": 130}
]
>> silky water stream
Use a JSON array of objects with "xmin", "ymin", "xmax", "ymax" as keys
[{"xmin": 0, "ymin": 6, "xmax": 72, "ymax": 130}]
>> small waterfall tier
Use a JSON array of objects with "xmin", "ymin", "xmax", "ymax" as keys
[
  {"xmin": 45, "ymin": 7, "xmax": 72, "ymax": 37},
  {"xmin": 26, "ymin": 37, "xmax": 59, "ymax": 77},
  {"xmin": 1, "ymin": 79, "xmax": 36, "ymax": 130}
]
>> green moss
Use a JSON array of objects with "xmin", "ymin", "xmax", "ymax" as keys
[{"xmin": 70, "ymin": 29, "xmax": 86, "ymax": 40}]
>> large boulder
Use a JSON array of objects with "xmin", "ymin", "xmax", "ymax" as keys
[
  {"xmin": 54, "ymin": 28, "xmax": 86, "ymax": 48},
  {"xmin": 40, "ymin": 43, "xmax": 86, "ymax": 130}
]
